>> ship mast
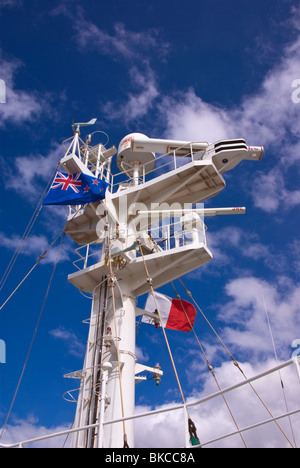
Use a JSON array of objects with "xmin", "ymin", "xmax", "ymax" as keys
[{"xmin": 61, "ymin": 124, "xmax": 263, "ymax": 448}]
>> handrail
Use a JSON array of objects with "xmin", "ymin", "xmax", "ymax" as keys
[
  {"xmin": 101, "ymin": 358, "xmax": 299, "ymax": 427},
  {"xmin": 109, "ymin": 145, "xmax": 203, "ymax": 194},
  {"xmin": 1, "ymin": 358, "xmax": 298, "ymax": 448},
  {"xmin": 0, "ymin": 423, "xmax": 99, "ymax": 448},
  {"xmin": 197, "ymin": 408, "xmax": 300, "ymax": 448},
  {"xmin": 61, "ymin": 136, "xmax": 207, "ymax": 197},
  {"xmin": 71, "ymin": 216, "xmax": 207, "ymax": 271}
]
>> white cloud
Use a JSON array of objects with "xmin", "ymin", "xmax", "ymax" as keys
[
  {"xmin": 232, "ymin": 38, "xmax": 300, "ymax": 144},
  {"xmin": 3, "ymin": 145, "xmax": 61, "ymax": 199},
  {"xmin": 205, "ymin": 225, "xmax": 288, "ymax": 276},
  {"xmin": 161, "ymin": 26, "xmax": 300, "ymax": 146},
  {"xmin": 134, "ymin": 273, "xmax": 300, "ymax": 448},
  {"xmin": 158, "ymin": 14, "xmax": 300, "ymax": 213},
  {"xmin": 0, "ymin": 0, "xmax": 22, "ymax": 9},
  {"xmin": 53, "ymin": 5, "xmax": 169, "ymax": 63},
  {"xmin": 251, "ymin": 159, "xmax": 300, "ymax": 213},
  {"xmin": 52, "ymin": 7, "xmax": 166, "ymax": 124},
  {"xmin": 74, "ymin": 19, "xmax": 168, "ymax": 62},
  {"xmin": 49, "ymin": 326, "xmax": 85, "ymax": 358},
  {"xmin": 124, "ymin": 66, "xmax": 159, "ymax": 120},
  {"xmin": 0, "ymin": 231, "xmax": 71, "ymax": 264},
  {"xmin": 160, "ymin": 89, "xmax": 236, "ymax": 143},
  {"xmin": 0, "ymin": 415, "xmax": 71, "ymax": 448},
  {"xmin": 217, "ymin": 276, "xmax": 300, "ymax": 360},
  {"xmin": 0, "ymin": 51, "xmax": 44, "ymax": 126},
  {"xmin": 1, "ymin": 360, "xmax": 299, "ymax": 448},
  {"xmin": 136, "ymin": 346, "xmax": 149, "ymax": 363},
  {"xmin": 135, "ymin": 359, "xmax": 300, "ymax": 448},
  {"xmin": 102, "ymin": 65, "xmax": 159, "ymax": 123},
  {"xmin": 205, "ymin": 226, "xmax": 243, "ymax": 267}
]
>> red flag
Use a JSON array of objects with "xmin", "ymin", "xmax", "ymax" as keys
[{"xmin": 143, "ymin": 291, "xmax": 197, "ymax": 332}]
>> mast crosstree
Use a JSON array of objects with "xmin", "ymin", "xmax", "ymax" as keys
[{"xmin": 60, "ymin": 127, "xmax": 263, "ymax": 448}]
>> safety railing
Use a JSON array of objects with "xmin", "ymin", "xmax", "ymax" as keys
[
  {"xmin": 63, "ymin": 137, "xmax": 206, "ymax": 196},
  {"xmin": 0, "ymin": 358, "xmax": 299, "ymax": 448},
  {"xmin": 146, "ymin": 215, "xmax": 207, "ymax": 251},
  {"xmin": 65, "ymin": 142, "xmax": 207, "ymax": 221},
  {"xmin": 71, "ymin": 214, "xmax": 207, "ymax": 272},
  {"xmin": 72, "ymin": 241, "xmax": 104, "ymax": 271},
  {"xmin": 109, "ymin": 144, "xmax": 205, "ymax": 194}
]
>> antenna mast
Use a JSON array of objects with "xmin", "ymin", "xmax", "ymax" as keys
[{"xmin": 61, "ymin": 129, "xmax": 263, "ymax": 448}]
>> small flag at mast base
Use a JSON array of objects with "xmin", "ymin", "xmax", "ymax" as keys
[{"xmin": 143, "ymin": 291, "xmax": 197, "ymax": 332}]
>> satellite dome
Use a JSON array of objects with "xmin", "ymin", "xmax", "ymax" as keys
[{"xmin": 117, "ymin": 133, "xmax": 156, "ymax": 175}]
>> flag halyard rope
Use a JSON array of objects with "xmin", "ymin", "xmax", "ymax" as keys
[
  {"xmin": 138, "ymin": 240, "xmax": 186, "ymax": 406},
  {"xmin": 177, "ymin": 278, "xmax": 295, "ymax": 449},
  {"xmin": 170, "ymin": 281, "xmax": 248, "ymax": 448},
  {"xmin": 137, "ymin": 240, "xmax": 203, "ymax": 448},
  {"xmin": 107, "ymin": 222, "xmax": 129, "ymax": 449}
]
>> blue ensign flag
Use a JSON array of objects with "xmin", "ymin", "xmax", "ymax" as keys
[{"xmin": 43, "ymin": 172, "xmax": 109, "ymax": 206}]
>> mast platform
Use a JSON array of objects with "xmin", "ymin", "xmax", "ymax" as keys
[
  {"xmin": 64, "ymin": 159, "xmax": 226, "ymax": 245},
  {"xmin": 111, "ymin": 159, "xmax": 226, "ymax": 207},
  {"xmin": 59, "ymin": 129, "xmax": 264, "ymax": 448},
  {"xmin": 68, "ymin": 242, "xmax": 212, "ymax": 296}
]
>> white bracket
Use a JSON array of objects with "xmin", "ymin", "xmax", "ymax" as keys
[
  {"xmin": 293, "ymin": 357, "xmax": 300, "ymax": 382},
  {"xmin": 135, "ymin": 362, "xmax": 163, "ymax": 384},
  {"xmin": 136, "ymin": 207, "xmax": 246, "ymax": 217},
  {"xmin": 136, "ymin": 306, "xmax": 158, "ymax": 321},
  {"xmin": 135, "ymin": 363, "xmax": 163, "ymax": 376}
]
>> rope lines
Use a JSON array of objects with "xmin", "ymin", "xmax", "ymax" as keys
[
  {"xmin": 137, "ymin": 240, "xmax": 202, "ymax": 447},
  {"xmin": 177, "ymin": 278, "xmax": 295, "ymax": 448},
  {"xmin": 0, "ymin": 203, "xmax": 84, "ymax": 313},
  {"xmin": 138, "ymin": 240, "xmax": 186, "ymax": 406},
  {"xmin": 107, "ymin": 221, "xmax": 129, "ymax": 449},
  {"xmin": 170, "ymin": 281, "xmax": 248, "ymax": 448},
  {"xmin": 137, "ymin": 239, "xmax": 249, "ymax": 447},
  {"xmin": 0, "ymin": 229, "xmax": 65, "ymax": 312},
  {"xmin": 262, "ymin": 295, "xmax": 297, "ymax": 448},
  {"xmin": 0, "ymin": 232, "xmax": 66, "ymax": 440},
  {"xmin": 0, "ymin": 163, "xmax": 60, "ymax": 294},
  {"xmin": 135, "ymin": 243, "xmax": 295, "ymax": 448}
]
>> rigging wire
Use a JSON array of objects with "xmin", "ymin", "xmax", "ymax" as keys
[
  {"xmin": 170, "ymin": 281, "xmax": 248, "ymax": 448},
  {"xmin": 0, "ymin": 229, "xmax": 65, "ymax": 312},
  {"xmin": 0, "ymin": 205, "xmax": 84, "ymax": 313},
  {"xmin": 91, "ymin": 275, "xmax": 109, "ymax": 448},
  {"xmin": 0, "ymin": 232, "xmax": 66, "ymax": 441},
  {"xmin": 107, "ymin": 224, "xmax": 129, "ymax": 449},
  {"xmin": 61, "ymin": 419, "xmax": 75, "ymax": 449},
  {"xmin": 138, "ymin": 240, "xmax": 186, "ymax": 407},
  {"xmin": 137, "ymin": 240, "xmax": 202, "ymax": 448},
  {"xmin": 262, "ymin": 295, "xmax": 297, "ymax": 448},
  {"xmin": 0, "ymin": 163, "xmax": 60, "ymax": 294},
  {"xmin": 177, "ymin": 278, "xmax": 295, "ymax": 448}
]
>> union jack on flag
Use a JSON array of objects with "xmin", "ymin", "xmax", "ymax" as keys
[
  {"xmin": 43, "ymin": 171, "xmax": 108, "ymax": 206},
  {"xmin": 52, "ymin": 172, "xmax": 82, "ymax": 193}
]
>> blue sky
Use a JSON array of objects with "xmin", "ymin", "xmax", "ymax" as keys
[{"xmin": 1, "ymin": 0, "xmax": 300, "ymax": 448}]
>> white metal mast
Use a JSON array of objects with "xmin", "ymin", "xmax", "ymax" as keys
[{"xmin": 61, "ymin": 127, "xmax": 263, "ymax": 448}]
